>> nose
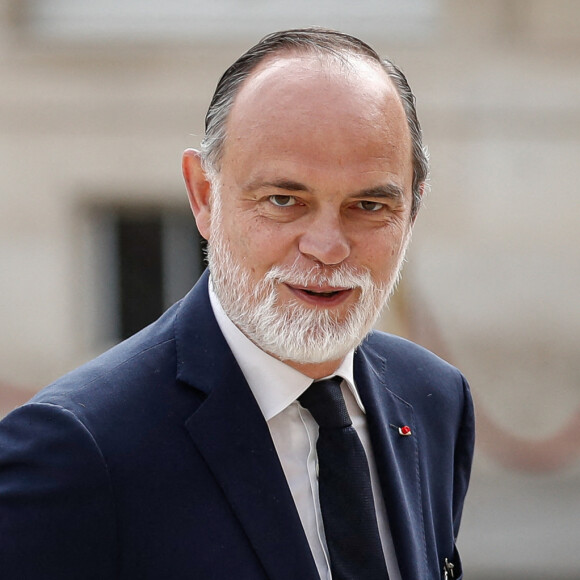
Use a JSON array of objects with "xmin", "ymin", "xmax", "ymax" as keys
[{"xmin": 298, "ymin": 210, "xmax": 351, "ymax": 266}]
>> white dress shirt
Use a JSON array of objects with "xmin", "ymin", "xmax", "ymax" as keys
[{"xmin": 209, "ymin": 282, "xmax": 401, "ymax": 580}]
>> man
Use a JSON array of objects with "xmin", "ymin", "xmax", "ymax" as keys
[{"xmin": 0, "ymin": 28, "xmax": 474, "ymax": 579}]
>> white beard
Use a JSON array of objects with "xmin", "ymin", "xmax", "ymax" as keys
[{"xmin": 206, "ymin": 191, "xmax": 409, "ymax": 364}]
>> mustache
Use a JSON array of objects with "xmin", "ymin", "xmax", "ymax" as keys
[{"xmin": 264, "ymin": 262, "xmax": 374, "ymax": 290}]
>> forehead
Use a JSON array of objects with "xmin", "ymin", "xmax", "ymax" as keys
[{"xmin": 222, "ymin": 52, "xmax": 412, "ymax": 181}]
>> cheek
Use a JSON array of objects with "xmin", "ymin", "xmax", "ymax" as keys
[
  {"xmin": 247, "ymin": 223, "xmax": 299, "ymax": 264},
  {"xmin": 356, "ymin": 231, "xmax": 409, "ymax": 276},
  {"xmin": 221, "ymin": 220, "xmax": 285, "ymax": 274}
]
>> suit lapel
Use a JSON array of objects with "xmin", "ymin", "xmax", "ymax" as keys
[
  {"xmin": 354, "ymin": 340, "xmax": 429, "ymax": 580},
  {"xmin": 175, "ymin": 274, "xmax": 319, "ymax": 580}
]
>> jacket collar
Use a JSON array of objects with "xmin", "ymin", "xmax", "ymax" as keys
[
  {"xmin": 354, "ymin": 338, "xmax": 428, "ymax": 579},
  {"xmin": 175, "ymin": 272, "xmax": 319, "ymax": 580}
]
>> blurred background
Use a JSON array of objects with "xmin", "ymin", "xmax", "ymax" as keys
[{"xmin": 1, "ymin": 1, "xmax": 579, "ymax": 577}]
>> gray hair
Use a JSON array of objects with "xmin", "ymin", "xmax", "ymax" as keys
[{"xmin": 200, "ymin": 27, "xmax": 428, "ymax": 218}]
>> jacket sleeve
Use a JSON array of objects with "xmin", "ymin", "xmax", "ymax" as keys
[
  {"xmin": 0, "ymin": 402, "xmax": 117, "ymax": 579},
  {"xmin": 446, "ymin": 375, "xmax": 475, "ymax": 580},
  {"xmin": 453, "ymin": 375, "xmax": 475, "ymax": 538}
]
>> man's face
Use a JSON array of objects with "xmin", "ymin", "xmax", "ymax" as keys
[{"xmin": 191, "ymin": 54, "xmax": 416, "ymax": 377}]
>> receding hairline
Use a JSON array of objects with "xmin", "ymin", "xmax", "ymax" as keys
[
  {"xmin": 219, "ymin": 48, "xmax": 408, "ymax": 158},
  {"xmin": 236, "ymin": 46, "xmax": 397, "ymax": 94}
]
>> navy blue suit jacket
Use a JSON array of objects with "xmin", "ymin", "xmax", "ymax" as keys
[{"xmin": 0, "ymin": 272, "xmax": 474, "ymax": 579}]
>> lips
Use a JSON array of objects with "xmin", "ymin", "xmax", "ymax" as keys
[
  {"xmin": 285, "ymin": 284, "xmax": 354, "ymax": 306},
  {"xmin": 303, "ymin": 289, "xmax": 341, "ymax": 298}
]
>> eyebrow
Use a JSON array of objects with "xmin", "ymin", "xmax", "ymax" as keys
[
  {"xmin": 250, "ymin": 179, "xmax": 405, "ymax": 201},
  {"xmin": 253, "ymin": 178, "xmax": 310, "ymax": 192},
  {"xmin": 352, "ymin": 184, "xmax": 405, "ymax": 202}
]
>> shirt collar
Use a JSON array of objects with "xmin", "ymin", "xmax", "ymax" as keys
[{"xmin": 208, "ymin": 278, "xmax": 363, "ymax": 420}]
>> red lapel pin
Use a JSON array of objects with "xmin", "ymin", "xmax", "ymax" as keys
[{"xmin": 390, "ymin": 423, "xmax": 412, "ymax": 436}]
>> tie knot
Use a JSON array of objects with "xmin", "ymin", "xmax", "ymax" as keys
[{"xmin": 298, "ymin": 376, "xmax": 352, "ymax": 429}]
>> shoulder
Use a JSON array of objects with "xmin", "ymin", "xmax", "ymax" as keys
[
  {"xmin": 5, "ymin": 274, "xmax": 216, "ymax": 451},
  {"xmin": 360, "ymin": 330, "xmax": 462, "ymax": 382},
  {"xmin": 12, "ymin": 294, "xmax": 204, "ymax": 450},
  {"xmin": 357, "ymin": 330, "xmax": 471, "ymax": 412},
  {"xmin": 35, "ymin": 300, "xmax": 181, "ymax": 408}
]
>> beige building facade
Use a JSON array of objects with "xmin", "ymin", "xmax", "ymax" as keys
[{"xmin": 1, "ymin": 1, "xmax": 579, "ymax": 577}]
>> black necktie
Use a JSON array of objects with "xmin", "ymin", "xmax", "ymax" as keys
[{"xmin": 299, "ymin": 377, "xmax": 389, "ymax": 580}]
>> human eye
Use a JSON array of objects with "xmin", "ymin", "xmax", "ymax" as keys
[
  {"xmin": 269, "ymin": 195, "xmax": 297, "ymax": 207},
  {"xmin": 356, "ymin": 200, "xmax": 385, "ymax": 212}
]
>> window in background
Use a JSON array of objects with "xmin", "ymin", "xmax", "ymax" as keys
[{"xmin": 87, "ymin": 206, "xmax": 205, "ymax": 344}]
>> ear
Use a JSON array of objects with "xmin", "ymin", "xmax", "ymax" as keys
[{"xmin": 182, "ymin": 148, "xmax": 212, "ymax": 240}]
